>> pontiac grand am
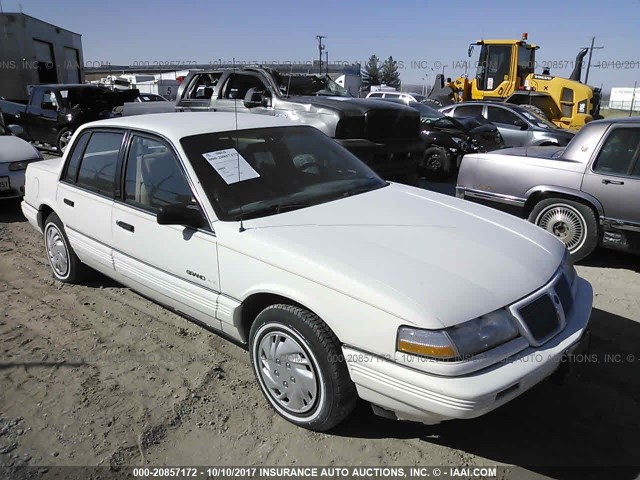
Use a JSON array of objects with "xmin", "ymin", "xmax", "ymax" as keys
[{"xmin": 21, "ymin": 113, "xmax": 592, "ymax": 430}]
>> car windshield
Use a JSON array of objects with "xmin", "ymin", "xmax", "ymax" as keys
[
  {"xmin": 180, "ymin": 126, "xmax": 386, "ymax": 221},
  {"xmin": 517, "ymin": 108, "xmax": 558, "ymax": 129},
  {"xmin": 275, "ymin": 74, "xmax": 352, "ymax": 97}
]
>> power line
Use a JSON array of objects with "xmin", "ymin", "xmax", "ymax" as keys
[{"xmin": 582, "ymin": 37, "xmax": 604, "ymax": 84}]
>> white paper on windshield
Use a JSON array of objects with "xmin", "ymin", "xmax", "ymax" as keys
[{"xmin": 202, "ymin": 148, "xmax": 260, "ymax": 184}]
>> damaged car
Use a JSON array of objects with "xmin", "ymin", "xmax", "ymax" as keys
[{"xmin": 379, "ymin": 99, "xmax": 504, "ymax": 176}]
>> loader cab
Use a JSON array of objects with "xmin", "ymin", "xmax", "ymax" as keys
[{"xmin": 471, "ymin": 39, "xmax": 537, "ymax": 98}]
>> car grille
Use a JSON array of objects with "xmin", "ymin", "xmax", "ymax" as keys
[
  {"xmin": 364, "ymin": 110, "xmax": 420, "ymax": 141},
  {"xmin": 518, "ymin": 294, "xmax": 560, "ymax": 342},
  {"xmin": 513, "ymin": 272, "xmax": 574, "ymax": 344},
  {"xmin": 554, "ymin": 274, "xmax": 574, "ymax": 318}
]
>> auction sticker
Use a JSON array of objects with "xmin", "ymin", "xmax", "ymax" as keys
[{"xmin": 203, "ymin": 148, "xmax": 260, "ymax": 184}]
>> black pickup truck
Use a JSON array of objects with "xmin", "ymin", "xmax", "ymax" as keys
[
  {"xmin": 123, "ymin": 67, "xmax": 423, "ymax": 183},
  {"xmin": 0, "ymin": 84, "xmax": 138, "ymax": 153}
]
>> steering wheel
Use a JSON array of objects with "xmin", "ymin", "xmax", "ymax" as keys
[{"xmin": 297, "ymin": 160, "xmax": 322, "ymax": 174}]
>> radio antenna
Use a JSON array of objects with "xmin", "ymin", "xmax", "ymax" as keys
[{"xmin": 233, "ymin": 57, "xmax": 245, "ymax": 233}]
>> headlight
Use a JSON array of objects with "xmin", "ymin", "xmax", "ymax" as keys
[
  {"xmin": 8, "ymin": 160, "xmax": 37, "ymax": 171},
  {"xmin": 397, "ymin": 309, "xmax": 519, "ymax": 361}
]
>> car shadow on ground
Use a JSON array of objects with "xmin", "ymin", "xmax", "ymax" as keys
[
  {"xmin": 580, "ymin": 248, "xmax": 640, "ymax": 273},
  {"xmin": 0, "ymin": 198, "xmax": 27, "ymax": 223},
  {"xmin": 333, "ymin": 307, "xmax": 640, "ymax": 480}
]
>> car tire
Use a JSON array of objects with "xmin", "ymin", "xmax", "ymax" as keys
[
  {"xmin": 519, "ymin": 104, "xmax": 548, "ymax": 120},
  {"xmin": 56, "ymin": 128, "xmax": 73, "ymax": 154},
  {"xmin": 528, "ymin": 198, "xmax": 599, "ymax": 261},
  {"xmin": 249, "ymin": 304, "xmax": 357, "ymax": 431},
  {"xmin": 422, "ymin": 146, "xmax": 452, "ymax": 178},
  {"xmin": 43, "ymin": 212, "xmax": 87, "ymax": 283}
]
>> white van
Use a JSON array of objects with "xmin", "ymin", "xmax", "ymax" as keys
[{"xmin": 366, "ymin": 91, "xmax": 426, "ymax": 103}]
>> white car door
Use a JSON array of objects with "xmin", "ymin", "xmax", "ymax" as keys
[
  {"xmin": 56, "ymin": 129, "xmax": 124, "ymax": 274},
  {"xmin": 111, "ymin": 133, "xmax": 221, "ymax": 329}
]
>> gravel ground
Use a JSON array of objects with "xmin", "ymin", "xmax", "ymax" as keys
[{"xmin": 0, "ymin": 167, "xmax": 639, "ymax": 480}]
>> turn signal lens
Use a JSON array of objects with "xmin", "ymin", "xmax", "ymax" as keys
[{"xmin": 397, "ymin": 327, "xmax": 458, "ymax": 359}]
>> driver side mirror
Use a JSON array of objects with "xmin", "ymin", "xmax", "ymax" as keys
[
  {"xmin": 243, "ymin": 87, "xmax": 270, "ymax": 108},
  {"xmin": 7, "ymin": 124, "xmax": 24, "ymax": 136},
  {"xmin": 157, "ymin": 204, "xmax": 205, "ymax": 229},
  {"xmin": 514, "ymin": 119, "xmax": 528, "ymax": 130}
]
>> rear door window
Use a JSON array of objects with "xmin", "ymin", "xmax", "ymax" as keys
[
  {"xmin": 452, "ymin": 105, "xmax": 484, "ymax": 118},
  {"xmin": 76, "ymin": 131, "xmax": 124, "ymax": 196}
]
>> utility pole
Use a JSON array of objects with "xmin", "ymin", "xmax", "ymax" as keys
[
  {"xmin": 630, "ymin": 80, "xmax": 638, "ymax": 117},
  {"xmin": 582, "ymin": 37, "xmax": 604, "ymax": 85},
  {"xmin": 316, "ymin": 35, "xmax": 326, "ymax": 76},
  {"xmin": 325, "ymin": 51, "xmax": 329, "ymax": 76}
]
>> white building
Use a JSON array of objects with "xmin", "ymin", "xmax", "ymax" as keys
[
  {"xmin": 0, "ymin": 13, "xmax": 84, "ymax": 101},
  {"xmin": 608, "ymin": 87, "xmax": 640, "ymax": 110}
]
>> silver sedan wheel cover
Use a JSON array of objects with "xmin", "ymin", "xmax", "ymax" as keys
[
  {"xmin": 59, "ymin": 131, "xmax": 72, "ymax": 152},
  {"xmin": 45, "ymin": 225, "xmax": 69, "ymax": 277},
  {"xmin": 536, "ymin": 204, "xmax": 587, "ymax": 252},
  {"xmin": 256, "ymin": 328, "xmax": 319, "ymax": 415}
]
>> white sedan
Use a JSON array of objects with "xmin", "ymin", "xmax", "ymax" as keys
[
  {"xmin": 0, "ymin": 123, "xmax": 43, "ymax": 199},
  {"xmin": 21, "ymin": 113, "xmax": 592, "ymax": 431}
]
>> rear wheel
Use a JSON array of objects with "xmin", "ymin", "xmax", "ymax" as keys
[
  {"xmin": 249, "ymin": 304, "xmax": 357, "ymax": 431},
  {"xmin": 56, "ymin": 128, "xmax": 73, "ymax": 154},
  {"xmin": 519, "ymin": 104, "xmax": 548, "ymax": 120},
  {"xmin": 528, "ymin": 198, "xmax": 598, "ymax": 261},
  {"xmin": 44, "ymin": 212, "xmax": 87, "ymax": 282},
  {"xmin": 423, "ymin": 97, "xmax": 453, "ymax": 109}
]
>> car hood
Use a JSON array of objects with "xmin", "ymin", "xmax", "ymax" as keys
[
  {"xmin": 0, "ymin": 135, "xmax": 41, "ymax": 163},
  {"xmin": 233, "ymin": 184, "xmax": 564, "ymax": 329}
]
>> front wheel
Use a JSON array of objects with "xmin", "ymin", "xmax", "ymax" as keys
[
  {"xmin": 528, "ymin": 198, "xmax": 599, "ymax": 261},
  {"xmin": 249, "ymin": 304, "xmax": 357, "ymax": 431},
  {"xmin": 422, "ymin": 146, "xmax": 453, "ymax": 178}
]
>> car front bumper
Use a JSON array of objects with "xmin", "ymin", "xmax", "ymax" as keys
[{"xmin": 344, "ymin": 277, "xmax": 592, "ymax": 424}]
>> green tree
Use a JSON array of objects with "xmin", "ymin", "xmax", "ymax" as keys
[
  {"xmin": 361, "ymin": 55, "xmax": 381, "ymax": 88},
  {"xmin": 380, "ymin": 56, "xmax": 401, "ymax": 89}
]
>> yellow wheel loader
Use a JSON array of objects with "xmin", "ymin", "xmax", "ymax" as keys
[{"xmin": 425, "ymin": 34, "xmax": 602, "ymax": 130}]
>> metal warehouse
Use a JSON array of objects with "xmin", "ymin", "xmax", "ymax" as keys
[{"xmin": 0, "ymin": 13, "xmax": 84, "ymax": 102}]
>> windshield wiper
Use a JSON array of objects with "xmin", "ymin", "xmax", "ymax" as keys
[
  {"xmin": 340, "ymin": 181, "xmax": 385, "ymax": 198},
  {"xmin": 235, "ymin": 202, "xmax": 311, "ymax": 221}
]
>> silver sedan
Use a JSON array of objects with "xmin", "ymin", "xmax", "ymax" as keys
[{"xmin": 0, "ymin": 124, "xmax": 43, "ymax": 200}]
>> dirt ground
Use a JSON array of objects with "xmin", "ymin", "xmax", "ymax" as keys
[{"xmin": 1, "ymin": 178, "xmax": 639, "ymax": 480}]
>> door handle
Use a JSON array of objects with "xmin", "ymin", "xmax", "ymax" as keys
[
  {"xmin": 602, "ymin": 179, "xmax": 624, "ymax": 185},
  {"xmin": 116, "ymin": 220, "xmax": 135, "ymax": 232},
  {"xmin": 63, "ymin": 198, "xmax": 74, "ymax": 207}
]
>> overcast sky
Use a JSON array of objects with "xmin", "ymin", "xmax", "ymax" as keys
[{"xmin": 4, "ymin": 0, "xmax": 640, "ymax": 92}]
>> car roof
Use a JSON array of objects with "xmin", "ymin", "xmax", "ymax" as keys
[{"xmin": 77, "ymin": 112, "xmax": 299, "ymax": 140}]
